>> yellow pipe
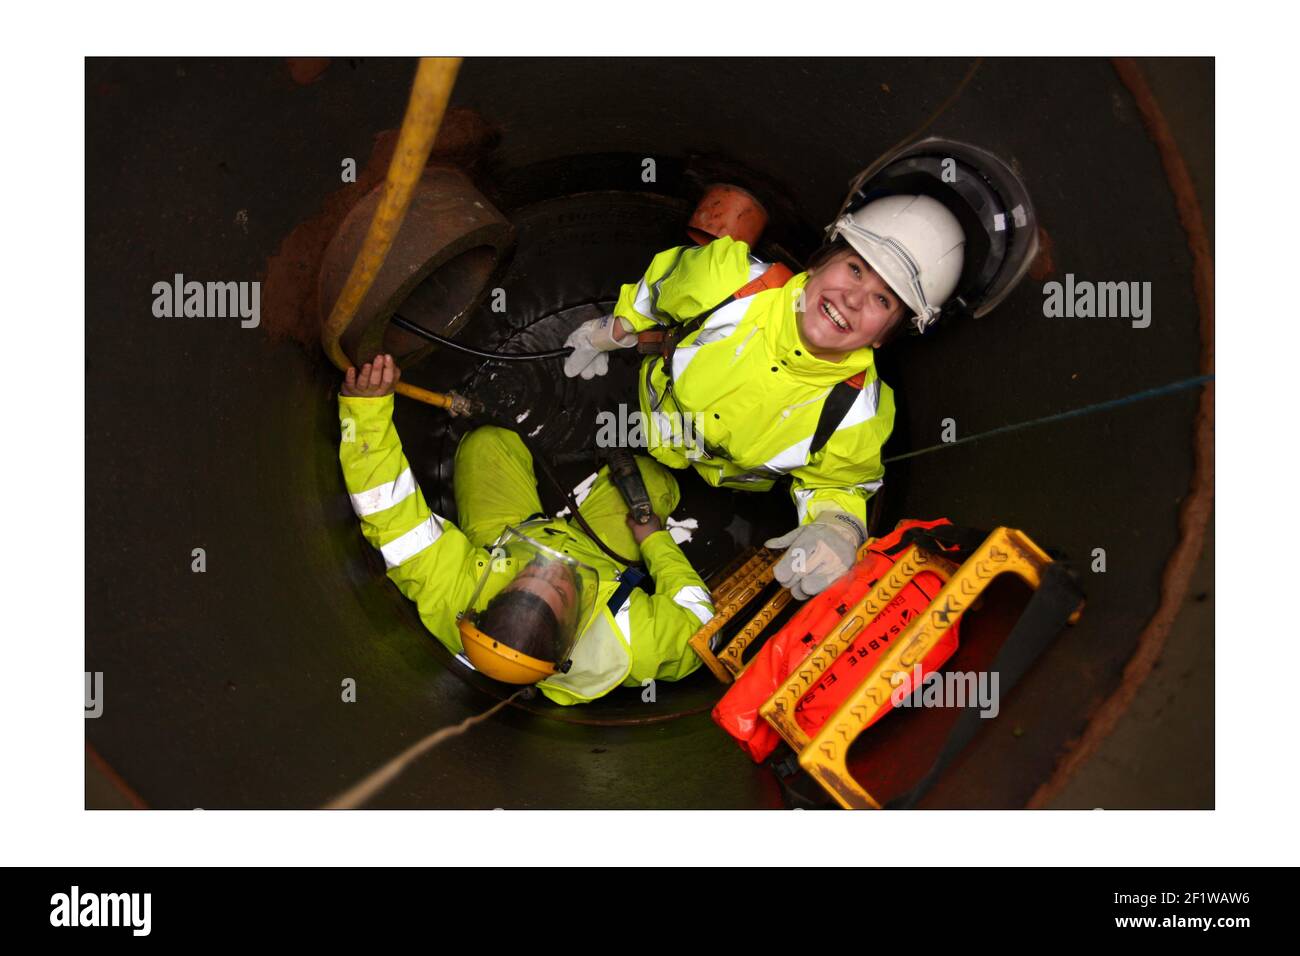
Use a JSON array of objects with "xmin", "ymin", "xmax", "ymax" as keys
[{"xmin": 321, "ymin": 57, "xmax": 468, "ymax": 413}]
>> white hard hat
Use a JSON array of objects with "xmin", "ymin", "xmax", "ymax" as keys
[{"xmin": 830, "ymin": 194, "xmax": 965, "ymax": 334}]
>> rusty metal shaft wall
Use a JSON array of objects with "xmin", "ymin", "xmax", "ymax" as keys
[{"xmin": 85, "ymin": 57, "xmax": 1211, "ymax": 808}]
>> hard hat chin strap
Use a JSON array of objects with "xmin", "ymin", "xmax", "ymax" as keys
[{"xmin": 912, "ymin": 303, "xmax": 940, "ymax": 335}]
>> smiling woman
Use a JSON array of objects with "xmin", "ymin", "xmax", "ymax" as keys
[
  {"xmin": 566, "ymin": 233, "xmax": 899, "ymax": 599},
  {"xmin": 555, "ymin": 139, "xmax": 1038, "ymax": 600},
  {"xmin": 799, "ymin": 245, "xmax": 910, "ymax": 358},
  {"xmin": 824, "ymin": 192, "xmax": 967, "ymax": 337}
]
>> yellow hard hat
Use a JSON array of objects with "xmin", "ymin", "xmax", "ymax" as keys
[{"xmin": 458, "ymin": 617, "xmax": 556, "ymax": 685}]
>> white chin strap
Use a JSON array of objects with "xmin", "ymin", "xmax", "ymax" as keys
[{"xmin": 833, "ymin": 218, "xmax": 940, "ymax": 334}]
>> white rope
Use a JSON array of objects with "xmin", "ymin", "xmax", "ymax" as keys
[{"xmin": 322, "ymin": 688, "xmax": 529, "ymax": 809}]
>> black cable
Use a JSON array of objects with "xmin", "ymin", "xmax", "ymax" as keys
[
  {"xmin": 395, "ymin": 308, "xmax": 646, "ymax": 565},
  {"xmin": 392, "ymin": 309, "xmax": 637, "ymax": 563},
  {"xmin": 391, "ymin": 314, "xmax": 573, "ymax": 361}
]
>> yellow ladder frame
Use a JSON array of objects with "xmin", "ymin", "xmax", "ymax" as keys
[
  {"xmin": 689, "ymin": 548, "xmax": 791, "ymax": 683},
  {"xmin": 797, "ymin": 526, "xmax": 1077, "ymax": 809}
]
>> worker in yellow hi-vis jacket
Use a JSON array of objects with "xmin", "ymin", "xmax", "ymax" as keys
[
  {"xmin": 562, "ymin": 195, "xmax": 968, "ymax": 599},
  {"xmin": 338, "ymin": 354, "xmax": 714, "ymax": 705}
]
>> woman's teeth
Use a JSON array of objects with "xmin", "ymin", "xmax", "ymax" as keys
[{"xmin": 821, "ymin": 299, "xmax": 849, "ymax": 331}]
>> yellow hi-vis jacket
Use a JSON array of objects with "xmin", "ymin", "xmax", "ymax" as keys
[
  {"xmin": 337, "ymin": 394, "xmax": 713, "ymax": 705},
  {"xmin": 614, "ymin": 237, "xmax": 896, "ymax": 528}
]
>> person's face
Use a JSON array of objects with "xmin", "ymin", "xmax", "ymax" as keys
[
  {"xmin": 503, "ymin": 558, "xmax": 579, "ymax": 630},
  {"xmin": 798, "ymin": 248, "xmax": 907, "ymax": 358}
]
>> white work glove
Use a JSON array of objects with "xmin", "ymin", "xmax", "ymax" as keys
[
  {"xmin": 562, "ymin": 314, "xmax": 635, "ymax": 380},
  {"xmin": 765, "ymin": 509, "xmax": 866, "ymax": 600}
]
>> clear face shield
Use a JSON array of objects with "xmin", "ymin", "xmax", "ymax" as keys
[{"xmin": 458, "ymin": 523, "xmax": 599, "ymax": 681}]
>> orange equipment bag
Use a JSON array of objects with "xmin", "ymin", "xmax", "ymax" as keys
[{"xmin": 711, "ymin": 518, "xmax": 963, "ymax": 763}]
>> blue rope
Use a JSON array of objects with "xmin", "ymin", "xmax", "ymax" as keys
[{"xmin": 882, "ymin": 374, "xmax": 1215, "ymax": 464}]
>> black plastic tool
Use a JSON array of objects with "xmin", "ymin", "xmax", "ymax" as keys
[{"xmin": 605, "ymin": 447, "xmax": 653, "ymax": 525}]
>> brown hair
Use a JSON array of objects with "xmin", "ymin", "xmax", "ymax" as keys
[
  {"xmin": 805, "ymin": 238, "xmax": 850, "ymax": 273},
  {"xmin": 478, "ymin": 590, "xmax": 560, "ymax": 663}
]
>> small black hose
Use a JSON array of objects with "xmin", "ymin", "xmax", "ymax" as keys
[
  {"xmin": 391, "ymin": 314, "xmax": 573, "ymax": 361},
  {"xmin": 391, "ymin": 310, "xmax": 639, "ymax": 565}
]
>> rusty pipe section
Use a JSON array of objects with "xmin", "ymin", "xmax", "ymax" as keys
[
  {"xmin": 686, "ymin": 183, "xmax": 769, "ymax": 247},
  {"xmin": 319, "ymin": 56, "xmax": 469, "ymax": 413},
  {"xmin": 319, "ymin": 166, "xmax": 512, "ymax": 376}
]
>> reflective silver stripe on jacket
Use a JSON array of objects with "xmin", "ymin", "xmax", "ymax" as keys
[
  {"xmin": 350, "ymin": 468, "xmax": 417, "ymax": 518},
  {"xmin": 718, "ymin": 472, "xmax": 772, "ymax": 487},
  {"xmin": 379, "ymin": 513, "xmax": 445, "ymax": 569},
  {"xmin": 614, "ymin": 594, "xmax": 633, "ymax": 642},
  {"xmin": 793, "ymin": 487, "xmax": 816, "ymax": 523},
  {"xmin": 670, "ymin": 296, "xmax": 751, "ymax": 380},
  {"xmin": 760, "ymin": 434, "xmax": 815, "ymax": 475},
  {"xmin": 836, "ymin": 378, "xmax": 882, "ymax": 431},
  {"xmin": 647, "ymin": 247, "xmax": 688, "ymax": 323},
  {"xmin": 632, "ymin": 279, "xmax": 656, "ymax": 322},
  {"xmin": 672, "ymin": 585, "xmax": 714, "ymax": 625},
  {"xmin": 793, "ymin": 480, "xmax": 883, "ymax": 523}
]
